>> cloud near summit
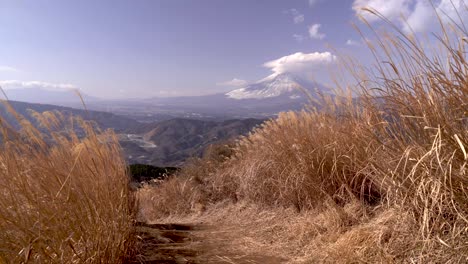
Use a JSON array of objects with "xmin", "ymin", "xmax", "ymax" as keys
[{"xmin": 263, "ymin": 52, "xmax": 336, "ymax": 75}]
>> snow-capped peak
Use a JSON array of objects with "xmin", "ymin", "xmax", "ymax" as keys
[{"xmin": 226, "ymin": 72, "xmax": 317, "ymax": 100}]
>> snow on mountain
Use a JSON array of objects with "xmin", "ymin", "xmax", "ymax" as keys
[{"xmin": 226, "ymin": 72, "xmax": 327, "ymax": 100}]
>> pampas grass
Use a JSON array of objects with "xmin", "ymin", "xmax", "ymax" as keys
[
  {"xmin": 0, "ymin": 105, "xmax": 136, "ymax": 263},
  {"xmin": 139, "ymin": 8, "xmax": 467, "ymax": 263}
]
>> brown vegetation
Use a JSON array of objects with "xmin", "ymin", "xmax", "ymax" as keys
[
  {"xmin": 0, "ymin": 106, "xmax": 136, "ymax": 263},
  {"xmin": 138, "ymin": 14, "xmax": 467, "ymax": 263}
]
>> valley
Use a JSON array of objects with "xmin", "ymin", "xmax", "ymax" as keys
[
  {"xmin": 0, "ymin": 100, "xmax": 265, "ymax": 166},
  {"xmin": 117, "ymin": 118, "xmax": 264, "ymax": 166}
]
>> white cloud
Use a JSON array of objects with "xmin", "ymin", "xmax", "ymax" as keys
[
  {"xmin": 263, "ymin": 51, "xmax": 337, "ymax": 75},
  {"xmin": 216, "ymin": 78, "xmax": 249, "ymax": 87},
  {"xmin": 352, "ymin": 0, "xmax": 411, "ymax": 22},
  {"xmin": 309, "ymin": 0, "xmax": 319, "ymax": 7},
  {"xmin": 353, "ymin": 0, "xmax": 468, "ymax": 33},
  {"xmin": 293, "ymin": 34, "xmax": 306, "ymax": 42},
  {"xmin": 308, "ymin": 24, "xmax": 326, "ymax": 39},
  {"xmin": 0, "ymin": 66, "xmax": 19, "ymax": 72},
  {"xmin": 403, "ymin": 0, "xmax": 433, "ymax": 33},
  {"xmin": 346, "ymin": 39, "xmax": 362, "ymax": 46},
  {"xmin": 0, "ymin": 80, "xmax": 77, "ymax": 91},
  {"xmin": 285, "ymin": 8, "xmax": 305, "ymax": 24},
  {"xmin": 294, "ymin": 14, "xmax": 305, "ymax": 24},
  {"xmin": 435, "ymin": 0, "xmax": 468, "ymax": 25}
]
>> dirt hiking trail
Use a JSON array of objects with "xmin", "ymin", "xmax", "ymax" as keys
[{"xmin": 129, "ymin": 222, "xmax": 286, "ymax": 264}]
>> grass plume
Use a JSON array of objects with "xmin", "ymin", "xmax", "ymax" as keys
[{"xmin": 0, "ymin": 103, "xmax": 136, "ymax": 263}]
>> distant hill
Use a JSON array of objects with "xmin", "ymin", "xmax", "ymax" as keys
[
  {"xmin": 0, "ymin": 100, "xmax": 264, "ymax": 166},
  {"xmin": 0, "ymin": 100, "xmax": 140, "ymax": 132},
  {"xmin": 121, "ymin": 118, "xmax": 264, "ymax": 166}
]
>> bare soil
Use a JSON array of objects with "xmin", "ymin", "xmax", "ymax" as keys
[{"xmin": 129, "ymin": 222, "xmax": 286, "ymax": 264}]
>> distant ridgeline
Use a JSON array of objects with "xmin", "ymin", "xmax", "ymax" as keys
[
  {"xmin": 0, "ymin": 100, "xmax": 140, "ymax": 133},
  {"xmin": 128, "ymin": 164, "xmax": 179, "ymax": 182}
]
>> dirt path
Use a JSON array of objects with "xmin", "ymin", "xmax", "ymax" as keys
[{"xmin": 129, "ymin": 222, "xmax": 286, "ymax": 264}]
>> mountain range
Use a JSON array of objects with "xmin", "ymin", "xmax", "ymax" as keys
[{"xmin": 2, "ymin": 72, "xmax": 331, "ymax": 121}]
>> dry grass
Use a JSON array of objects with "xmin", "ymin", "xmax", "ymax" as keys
[
  {"xmin": 139, "ymin": 11, "xmax": 467, "ymax": 263},
  {"xmin": 137, "ymin": 175, "xmax": 205, "ymax": 219},
  {"xmin": 137, "ymin": 141, "xmax": 236, "ymax": 219},
  {"xmin": 0, "ymin": 106, "xmax": 136, "ymax": 263},
  {"xmin": 149, "ymin": 201, "xmax": 419, "ymax": 263}
]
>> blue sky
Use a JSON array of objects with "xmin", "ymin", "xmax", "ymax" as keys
[{"xmin": 0, "ymin": 0, "xmax": 466, "ymax": 98}]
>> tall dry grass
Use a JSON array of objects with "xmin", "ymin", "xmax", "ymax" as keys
[
  {"xmin": 139, "ymin": 10, "xmax": 467, "ymax": 262},
  {"xmin": 136, "ymin": 143, "xmax": 234, "ymax": 219},
  {"xmin": 0, "ymin": 104, "xmax": 136, "ymax": 263}
]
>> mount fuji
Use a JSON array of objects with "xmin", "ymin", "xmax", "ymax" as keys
[{"xmin": 226, "ymin": 72, "xmax": 329, "ymax": 100}]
